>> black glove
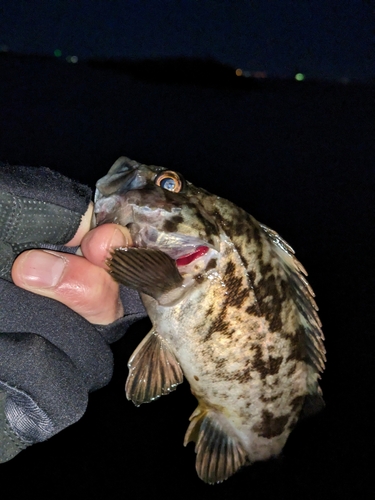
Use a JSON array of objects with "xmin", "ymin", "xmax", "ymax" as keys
[
  {"xmin": 0, "ymin": 163, "xmax": 146, "ymax": 463},
  {"xmin": 0, "ymin": 162, "xmax": 94, "ymax": 280}
]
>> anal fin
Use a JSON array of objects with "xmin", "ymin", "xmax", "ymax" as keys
[
  {"xmin": 125, "ymin": 329, "xmax": 183, "ymax": 406},
  {"xmin": 184, "ymin": 407, "xmax": 247, "ymax": 484}
]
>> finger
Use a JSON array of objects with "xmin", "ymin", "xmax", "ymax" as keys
[
  {"xmin": 66, "ymin": 202, "xmax": 94, "ymax": 247},
  {"xmin": 80, "ymin": 224, "xmax": 132, "ymax": 268},
  {"xmin": 12, "ymin": 249, "xmax": 123, "ymax": 325}
]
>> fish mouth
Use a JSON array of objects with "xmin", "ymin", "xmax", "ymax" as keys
[
  {"xmin": 94, "ymin": 205, "xmax": 212, "ymax": 266},
  {"xmin": 94, "ymin": 193, "xmax": 129, "ymax": 226},
  {"xmin": 126, "ymin": 222, "xmax": 214, "ymax": 266},
  {"xmin": 94, "ymin": 196, "xmax": 216, "ymax": 267}
]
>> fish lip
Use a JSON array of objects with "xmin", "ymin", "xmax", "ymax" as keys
[
  {"xmin": 95, "ymin": 168, "xmax": 139, "ymax": 198},
  {"xmin": 94, "ymin": 194, "xmax": 135, "ymax": 227},
  {"xmin": 95, "ymin": 211, "xmax": 134, "ymax": 227}
]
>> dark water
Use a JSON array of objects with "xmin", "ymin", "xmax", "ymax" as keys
[{"xmin": 1, "ymin": 53, "xmax": 374, "ymax": 499}]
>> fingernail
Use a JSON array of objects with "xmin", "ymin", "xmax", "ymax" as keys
[
  {"xmin": 110, "ymin": 228, "xmax": 129, "ymax": 248},
  {"xmin": 20, "ymin": 250, "xmax": 67, "ymax": 288}
]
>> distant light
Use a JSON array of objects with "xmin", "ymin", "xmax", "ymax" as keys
[
  {"xmin": 295, "ymin": 73, "xmax": 305, "ymax": 81},
  {"xmin": 66, "ymin": 55, "xmax": 78, "ymax": 63},
  {"xmin": 253, "ymin": 71, "xmax": 267, "ymax": 79},
  {"xmin": 0, "ymin": 44, "xmax": 9, "ymax": 52},
  {"xmin": 235, "ymin": 68, "xmax": 243, "ymax": 77},
  {"xmin": 242, "ymin": 70, "xmax": 251, "ymax": 78},
  {"xmin": 54, "ymin": 49, "xmax": 62, "ymax": 57}
]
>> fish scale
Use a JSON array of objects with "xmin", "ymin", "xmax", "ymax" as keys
[{"xmin": 94, "ymin": 156, "xmax": 326, "ymax": 484}]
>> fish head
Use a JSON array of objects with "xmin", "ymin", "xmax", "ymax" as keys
[{"xmin": 94, "ymin": 157, "xmax": 221, "ymax": 263}]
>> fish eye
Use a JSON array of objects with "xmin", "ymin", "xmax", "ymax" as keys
[{"xmin": 155, "ymin": 171, "xmax": 183, "ymax": 193}]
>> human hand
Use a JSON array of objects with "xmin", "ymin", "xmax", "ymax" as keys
[
  {"xmin": 11, "ymin": 204, "xmax": 132, "ymax": 325},
  {"xmin": 1, "ymin": 163, "xmax": 146, "ymax": 464}
]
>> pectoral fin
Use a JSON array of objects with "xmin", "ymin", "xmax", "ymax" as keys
[
  {"xmin": 108, "ymin": 247, "xmax": 183, "ymax": 301},
  {"xmin": 126, "ymin": 329, "xmax": 183, "ymax": 406},
  {"xmin": 184, "ymin": 407, "xmax": 247, "ymax": 484}
]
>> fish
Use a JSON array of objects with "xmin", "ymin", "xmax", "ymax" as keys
[{"xmin": 94, "ymin": 156, "xmax": 326, "ymax": 484}]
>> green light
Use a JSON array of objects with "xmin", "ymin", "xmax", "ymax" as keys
[
  {"xmin": 54, "ymin": 49, "xmax": 62, "ymax": 57},
  {"xmin": 66, "ymin": 55, "xmax": 79, "ymax": 63},
  {"xmin": 295, "ymin": 73, "xmax": 305, "ymax": 81}
]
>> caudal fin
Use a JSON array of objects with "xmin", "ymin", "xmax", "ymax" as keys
[{"xmin": 184, "ymin": 407, "xmax": 247, "ymax": 484}]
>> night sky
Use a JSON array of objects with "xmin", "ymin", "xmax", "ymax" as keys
[{"xmin": 1, "ymin": 0, "xmax": 374, "ymax": 81}]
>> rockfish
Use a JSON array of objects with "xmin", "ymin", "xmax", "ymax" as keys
[{"xmin": 94, "ymin": 157, "xmax": 325, "ymax": 484}]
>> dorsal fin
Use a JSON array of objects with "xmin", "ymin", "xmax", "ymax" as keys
[
  {"xmin": 126, "ymin": 329, "xmax": 183, "ymax": 406},
  {"xmin": 184, "ymin": 407, "xmax": 247, "ymax": 484},
  {"xmin": 260, "ymin": 223, "xmax": 326, "ymax": 396}
]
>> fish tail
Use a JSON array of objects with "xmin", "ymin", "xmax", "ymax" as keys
[{"xmin": 184, "ymin": 406, "xmax": 247, "ymax": 484}]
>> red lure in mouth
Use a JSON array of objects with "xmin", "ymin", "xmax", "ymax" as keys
[{"xmin": 175, "ymin": 246, "xmax": 209, "ymax": 267}]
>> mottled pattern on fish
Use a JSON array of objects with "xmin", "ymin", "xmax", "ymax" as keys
[{"xmin": 95, "ymin": 157, "xmax": 326, "ymax": 484}]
